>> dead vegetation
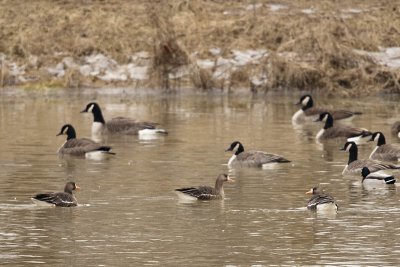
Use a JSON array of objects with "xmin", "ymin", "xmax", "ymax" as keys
[{"xmin": 0, "ymin": 0, "xmax": 399, "ymax": 95}]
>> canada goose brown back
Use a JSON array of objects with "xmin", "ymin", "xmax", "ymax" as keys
[
  {"xmin": 225, "ymin": 141, "xmax": 290, "ymax": 168},
  {"xmin": 369, "ymin": 132, "xmax": 400, "ymax": 162}
]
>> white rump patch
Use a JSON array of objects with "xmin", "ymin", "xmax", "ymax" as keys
[
  {"xmin": 31, "ymin": 198, "xmax": 56, "ymax": 207},
  {"xmin": 85, "ymin": 151, "xmax": 111, "ymax": 161}
]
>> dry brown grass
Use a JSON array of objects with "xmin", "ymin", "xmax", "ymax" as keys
[{"xmin": 0, "ymin": 0, "xmax": 399, "ymax": 95}]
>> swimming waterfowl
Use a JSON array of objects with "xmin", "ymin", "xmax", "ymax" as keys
[
  {"xmin": 80, "ymin": 102, "xmax": 167, "ymax": 137},
  {"xmin": 306, "ymin": 187, "xmax": 338, "ymax": 212},
  {"xmin": 292, "ymin": 94, "xmax": 361, "ymax": 124},
  {"xmin": 225, "ymin": 141, "xmax": 290, "ymax": 168},
  {"xmin": 57, "ymin": 124, "xmax": 115, "ymax": 158},
  {"xmin": 369, "ymin": 132, "xmax": 400, "ymax": 162},
  {"xmin": 341, "ymin": 141, "xmax": 400, "ymax": 175},
  {"xmin": 391, "ymin": 121, "xmax": 400, "ymax": 138},
  {"xmin": 175, "ymin": 174, "xmax": 234, "ymax": 201},
  {"xmin": 315, "ymin": 112, "xmax": 371, "ymax": 143},
  {"xmin": 361, "ymin": 167, "xmax": 396, "ymax": 186},
  {"xmin": 31, "ymin": 182, "xmax": 80, "ymax": 207}
]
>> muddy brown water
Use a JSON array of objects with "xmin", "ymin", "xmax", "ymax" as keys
[{"xmin": 1, "ymin": 89, "xmax": 400, "ymax": 266}]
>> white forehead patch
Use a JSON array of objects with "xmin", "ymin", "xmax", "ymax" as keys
[
  {"xmin": 301, "ymin": 96, "xmax": 310, "ymax": 106},
  {"xmin": 87, "ymin": 104, "xmax": 94, "ymax": 113}
]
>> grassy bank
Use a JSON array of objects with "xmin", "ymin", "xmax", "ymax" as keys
[{"xmin": 0, "ymin": 0, "xmax": 399, "ymax": 95}]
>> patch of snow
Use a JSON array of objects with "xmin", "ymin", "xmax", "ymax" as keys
[
  {"xmin": 197, "ymin": 59, "xmax": 215, "ymax": 69},
  {"xmin": 354, "ymin": 47, "xmax": 400, "ymax": 69},
  {"xmin": 268, "ymin": 4, "xmax": 286, "ymax": 12},
  {"xmin": 209, "ymin": 48, "xmax": 221, "ymax": 56},
  {"xmin": 126, "ymin": 64, "xmax": 148, "ymax": 80},
  {"xmin": 47, "ymin": 63, "xmax": 65, "ymax": 77},
  {"xmin": 302, "ymin": 8, "xmax": 316, "ymax": 14},
  {"xmin": 342, "ymin": 8, "xmax": 363, "ymax": 13},
  {"xmin": 169, "ymin": 66, "xmax": 189, "ymax": 79},
  {"xmin": 231, "ymin": 49, "xmax": 268, "ymax": 66},
  {"xmin": 245, "ymin": 3, "xmax": 263, "ymax": 11}
]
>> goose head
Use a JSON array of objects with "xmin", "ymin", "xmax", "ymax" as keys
[
  {"xmin": 306, "ymin": 186, "xmax": 322, "ymax": 195},
  {"xmin": 297, "ymin": 94, "xmax": 314, "ymax": 110},
  {"xmin": 57, "ymin": 124, "xmax": 77, "ymax": 140},
  {"xmin": 64, "ymin": 182, "xmax": 81, "ymax": 194},
  {"xmin": 225, "ymin": 141, "xmax": 244, "ymax": 155},
  {"xmin": 369, "ymin": 132, "xmax": 386, "ymax": 146}
]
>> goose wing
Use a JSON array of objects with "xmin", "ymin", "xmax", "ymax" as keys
[
  {"xmin": 107, "ymin": 117, "xmax": 158, "ymax": 134},
  {"xmin": 236, "ymin": 151, "xmax": 290, "ymax": 167},
  {"xmin": 307, "ymin": 194, "xmax": 336, "ymax": 209},
  {"xmin": 372, "ymin": 144, "xmax": 400, "ymax": 161},
  {"xmin": 60, "ymin": 139, "xmax": 111, "ymax": 154},
  {"xmin": 326, "ymin": 125, "xmax": 370, "ymax": 139},
  {"xmin": 350, "ymin": 159, "xmax": 400, "ymax": 173},
  {"xmin": 32, "ymin": 192, "xmax": 77, "ymax": 207},
  {"xmin": 175, "ymin": 186, "xmax": 216, "ymax": 200},
  {"xmin": 304, "ymin": 107, "xmax": 326, "ymax": 117},
  {"xmin": 391, "ymin": 121, "xmax": 400, "ymax": 136},
  {"xmin": 330, "ymin": 110, "xmax": 359, "ymax": 120}
]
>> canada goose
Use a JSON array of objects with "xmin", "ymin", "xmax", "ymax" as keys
[
  {"xmin": 340, "ymin": 141, "xmax": 400, "ymax": 175},
  {"xmin": 306, "ymin": 187, "xmax": 338, "ymax": 212},
  {"xmin": 369, "ymin": 132, "xmax": 400, "ymax": 162},
  {"xmin": 391, "ymin": 121, "xmax": 400, "ymax": 138},
  {"xmin": 80, "ymin": 102, "xmax": 167, "ymax": 137},
  {"xmin": 315, "ymin": 112, "xmax": 371, "ymax": 144},
  {"xmin": 31, "ymin": 182, "xmax": 80, "ymax": 207},
  {"xmin": 361, "ymin": 167, "xmax": 396, "ymax": 186},
  {"xmin": 225, "ymin": 141, "xmax": 290, "ymax": 168},
  {"xmin": 175, "ymin": 174, "xmax": 234, "ymax": 201},
  {"xmin": 292, "ymin": 94, "xmax": 361, "ymax": 124},
  {"xmin": 57, "ymin": 124, "xmax": 115, "ymax": 158}
]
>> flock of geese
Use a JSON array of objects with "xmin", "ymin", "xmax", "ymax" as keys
[{"xmin": 31, "ymin": 95, "xmax": 400, "ymax": 212}]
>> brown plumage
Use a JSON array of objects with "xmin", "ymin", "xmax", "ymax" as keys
[
  {"xmin": 57, "ymin": 124, "xmax": 114, "ymax": 156},
  {"xmin": 225, "ymin": 141, "xmax": 290, "ymax": 168},
  {"xmin": 175, "ymin": 174, "xmax": 234, "ymax": 200},
  {"xmin": 369, "ymin": 132, "xmax": 400, "ymax": 162},
  {"xmin": 306, "ymin": 187, "xmax": 338, "ymax": 211},
  {"xmin": 31, "ymin": 182, "xmax": 80, "ymax": 207}
]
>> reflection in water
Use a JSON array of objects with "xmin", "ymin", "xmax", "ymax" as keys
[{"xmin": 1, "ymin": 92, "xmax": 400, "ymax": 265}]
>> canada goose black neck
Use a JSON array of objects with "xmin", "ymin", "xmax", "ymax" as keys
[
  {"xmin": 301, "ymin": 95, "xmax": 314, "ymax": 111},
  {"xmin": 375, "ymin": 132, "xmax": 386, "ymax": 146},
  {"xmin": 235, "ymin": 143, "xmax": 244, "ymax": 155},
  {"xmin": 323, "ymin": 113, "xmax": 334, "ymax": 129},
  {"xmin": 83, "ymin": 102, "xmax": 105, "ymax": 124},
  {"xmin": 361, "ymin": 167, "xmax": 370, "ymax": 182},
  {"xmin": 345, "ymin": 142, "xmax": 358, "ymax": 164}
]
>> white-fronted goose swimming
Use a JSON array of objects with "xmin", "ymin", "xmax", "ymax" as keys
[
  {"xmin": 225, "ymin": 141, "xmax": 290, "ymax": 168},
  {"xmin": 292, "ymin": 94, "xmax": 361, "ymax": 124},
  {"xmin": 57, "ymin": 124, "xmax": 115, "ymax": 158},
  {"xmin": 80, "ymin": 102, "xmax": 167, "ymax": 137},
  {"xmin": 31, "ymin": 182, "xmax": 80, "ymax": 207},
  {"xmin": 340, "ymin": 141, "xmax": 400, "ymax": 175},
  {"xmin": 315, "ymin": 112, "xmax": 371, "ymax": 144},
  {"xmin": 306, "ymin": 187, "xmax": 338, "ymax": 212},
  {"xmin": 361, "ymin": 167, "xmax": 396, "ymax": 186},
  {"xmin": 369, "ymin": 132, "xmax": 400, "ymax": 162},
  {"xmin": 175, "ymin": 174, "xmax": 234, "ymax": 201}
]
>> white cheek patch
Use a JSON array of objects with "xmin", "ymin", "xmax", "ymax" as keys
[
  {"xmin": 322, "ymin": 114, "xmax": 328, "ymax": 122},
  {"xmin": 301, "ymin": 96, "xmax": 310, "ymax": 106},
  {"xmin": 375, "ymin": 133, "xmax": 380, "ymax": 141},
  {"xmin": 87, "ymin": 104, "xmax": 94, "ymax": 113},
  {"xmin": 346, "ymin": 144, "xmax": 352, "ymax": 152}
]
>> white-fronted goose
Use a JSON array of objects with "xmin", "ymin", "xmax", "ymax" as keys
[
  {"xmin": 340, "ymin": 141, "xmax": 400, "ymax": 175},
  {"xmin": 315, "ymin": 112, "xmax": 371, "ymax": 144},
  {"xmin": 80, "ymin": 102, "xmax": 167, "ymax": 137},
  {"xmin": 175, "ymin": 174, "xmax": 234, "ymax": 201},
  {"xmin": 361, "ymin": 167, "xmax": 396, "ymax": 186},
  {"xmin": 225, "ymin": 141, "xmax": 290, "ymax": 168},
  {"xmin": 31, "ymin": 182, "xmax": 80, "ymax": 207},
  {"xmin": 306, "ymin": 187, "xmax": 338, "ymax": 212},
  {"xmin": 57, "ymin": 124, "xmax": 115, "ymax": 158},
  {"xmin": 369, "ymin": 132, "xmax": 400, "ymax": 162},
  {"xmin": 292, "ymin": 94, "xmax": 361, "ymax": 124}
]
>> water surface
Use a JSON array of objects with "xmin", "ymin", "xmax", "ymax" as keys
[{"xmin": 1, "ymin": 89, "xmax": 400, "ymax": 266}]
